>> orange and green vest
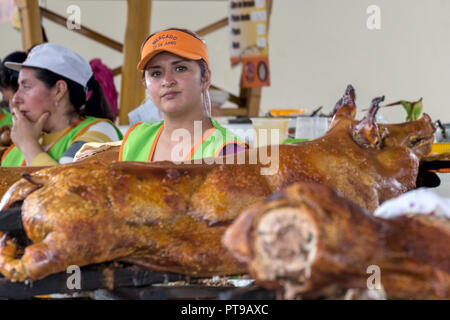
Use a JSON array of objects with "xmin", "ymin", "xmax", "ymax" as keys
[
  {"xmin": 1, "ymin": 116, "xmax": 123, "ymax": 167},
  {"xmin": 119, "ymin": 118, "xmax": 248, "ymax": 162},
  {"xmin": 0, "ymin": 108, "xmax": 13, "ymax": 127}
]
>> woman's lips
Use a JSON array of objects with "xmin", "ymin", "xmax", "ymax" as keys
[{"xmin": 162, "ymin": 91, "xmax": 179, "ymax": 99}]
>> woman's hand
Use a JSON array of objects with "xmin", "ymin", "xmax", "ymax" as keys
[{"xmin": 11, "ymin": 106, "xmax": 50, "ymax": 165}]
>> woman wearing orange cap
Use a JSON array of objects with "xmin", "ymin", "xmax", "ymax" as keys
[{"xmin": 119, "ymin": 28, "xmax": 248, "ymax": 162}]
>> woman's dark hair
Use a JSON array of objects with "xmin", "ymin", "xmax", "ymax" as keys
[
  {"xmin": 33, "ymin": 68, "xmax": 113, "ymax": 121},
  {"xmin": 0, "ymin": 51, "xmax": 28, "ymax": 91},
  {"xmin": 141, "ymin": 28, "xmax": 209, "ymax": 82}
]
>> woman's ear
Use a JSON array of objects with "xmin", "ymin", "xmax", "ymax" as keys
[
  {"xmin": 202, "ymin": 69, "xmax": 211, "ymax": 92},
  {"xmin": 53, "ymin": 79, "xmax": 68, "ymax": 102}
]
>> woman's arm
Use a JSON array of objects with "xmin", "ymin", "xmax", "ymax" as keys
[
  {"xmin": 59, "ymin": 121, "xmax": 121, "ymax": 164},
  {"xmin": 30, "ymin": 121, "xmax": 122, "ymax": 166}
]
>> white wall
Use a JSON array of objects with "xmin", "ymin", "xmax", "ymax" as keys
[
  {"xmin": 266, "ymin": 0, "xmax": 450, "ymax": 123},
  {"xmin": 1, "ymin": 0, "xmax": 449, "ymax": 123}
]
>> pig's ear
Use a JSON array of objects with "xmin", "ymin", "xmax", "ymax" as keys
[
  {"xmin": 330, "ymin": 85, "xmax": 357, "ymax": 128},
  {"xmin": 350, "ymin": 96, "xmax": 386, "ymax": 149}
]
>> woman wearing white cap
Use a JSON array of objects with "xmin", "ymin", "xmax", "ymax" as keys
[
  {"xmin": 1, "ymin": 43, "xmax": 122, "ymax": 167},
  {"xmin": 119, "ymin": 28, "xmax": 248, "ymax": 162}
]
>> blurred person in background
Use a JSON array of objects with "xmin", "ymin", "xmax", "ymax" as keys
[
  {"xmin": 0, "ymin": 51, "xmax": 27, "ymax": 127},
  {"xmin": 1, "ymin": 43, "xmax": 123, "ymax": 167}
]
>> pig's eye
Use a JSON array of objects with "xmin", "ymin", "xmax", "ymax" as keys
[{"xmin": 409, "ymin": 136, "xmax": 422, "ymax": 146}]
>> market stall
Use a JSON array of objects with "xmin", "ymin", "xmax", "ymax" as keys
[
  {"xmin": 0, "ymin": 0, "xmax": 448, "ymax": 302},
  {"xmin": 0, "ymin": 85, "xmax": 448, "ymax": 300}
]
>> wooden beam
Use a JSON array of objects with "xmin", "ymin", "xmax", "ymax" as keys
[
  {"xmin": 112, "ymin": 66, "xmax": 122, "ymax": 77},
  {"xmin": 16, "ymin": 0, "xmax": 43, "ymax": 50},
  {"xmin": 40, "ymin": 7, "xmax": 123, "ymax": 52},
  {"xmin": 119, "ymin": 0, "xmax": 152, "ymax": 125},
  {"xmin": 210, "ymin": 84, "xmax": 245, "ymax": 106},
  {"xmin": 195, "ymin": 17, "xmax": 229, "ymax": 37},
  {"xmin": 216, "ymin": 108, "xmax": 249, "ymax": 117}
]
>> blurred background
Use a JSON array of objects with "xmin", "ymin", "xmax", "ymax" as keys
[{"xmin": 0, "ymin": 0, "xmax": 449, "ymax": 123}]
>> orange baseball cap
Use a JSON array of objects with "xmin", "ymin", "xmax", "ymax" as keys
[{"xmin": 137, "ymin": 29, "xmax": 209, "ymax": 70}]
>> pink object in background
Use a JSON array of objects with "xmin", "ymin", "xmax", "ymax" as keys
[
  {"xmin": 0, "ymin": 0, "xmax": 15, "ymax": 23},
  {"xmin": 89, "ymin": 58, "xmax": 118, "ymax": 121}
]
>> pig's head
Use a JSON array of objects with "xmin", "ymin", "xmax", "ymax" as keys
[
  {"xmin": 327, "ymin": 86, "xmax": 437, "ymax": 203},
  {"xmin": 331, "ymin": 85, "xmax": 436, "ymax": 160},
  {"xmin": 378, "ymin": 114, "xmax": 436, "ymax": 159}
]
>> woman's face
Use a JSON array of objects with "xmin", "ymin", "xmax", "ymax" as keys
[
  {"xmin": 12, "ymin": 67, "xmax": 56, "ymax": 123},
  {"xmin": 144, "ymin": 52, "xmax": 210, "ymax": 117}
]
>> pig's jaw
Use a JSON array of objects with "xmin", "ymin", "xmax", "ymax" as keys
[{"xmin": 401, "ymin": 114, "xmax": 436, "ymax": 158}]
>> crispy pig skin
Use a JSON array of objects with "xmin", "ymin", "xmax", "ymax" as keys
[
  {"xmin": 2, "ymin": 161, "xmax": 260, "ymax": 281},
  {"xmin": 0, "ymin": 167, "xmax": 46, "ymax": 202},
  {"xmin": 0, "ymin": 86, "xmax": 437, "ymax": 282},
  {"xmin": 223, "ymin": 181, "xmax": 450, "ymax": 299},
  {"xmin": 0, "ymin": 147, "xmax": 119, "ymax": 200}
]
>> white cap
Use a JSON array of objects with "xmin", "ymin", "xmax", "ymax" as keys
[{"xmin": 5, "ymin": 43, "xmax": 93, "ymax": 89}]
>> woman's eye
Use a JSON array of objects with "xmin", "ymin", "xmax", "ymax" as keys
[
  {"xmin": 176, "ymin": 65, "xmax": 187, "ymax": 72},
  {"xmin": 150, "ymin": 71, "xmax": 161, "ymax": 78}
]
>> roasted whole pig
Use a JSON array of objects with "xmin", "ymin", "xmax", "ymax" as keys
[
  {"xmin": 0, "ymin": 86, "xmax": 436, "ymax": 282},
  {"xmin": 0, "ymin": 160, "xmax": 251, "ymax": 282},
  {"xmin": 223, "ymin": 181, "xmax": 450, "ymax": 299}
]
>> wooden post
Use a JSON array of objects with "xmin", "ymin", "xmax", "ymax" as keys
[
  {"xmin": 119, "ymin": 0, "xmax": 152, "ymax": 125},
  {"xmin": 16, "ymin": 0, "xmax": 43, "ymax": 51},
  {"xmin": 241, "ymin": 87, "xmax": 262, "ymax": 117}
]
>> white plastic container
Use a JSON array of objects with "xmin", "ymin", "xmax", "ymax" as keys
[
  {"xmin": 295, "ymin": 117, "xmax": 329, "ymax": 140},
  {"xmin": 251, "ymin": 118, "xmax": 290, "ymax": 147}
]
